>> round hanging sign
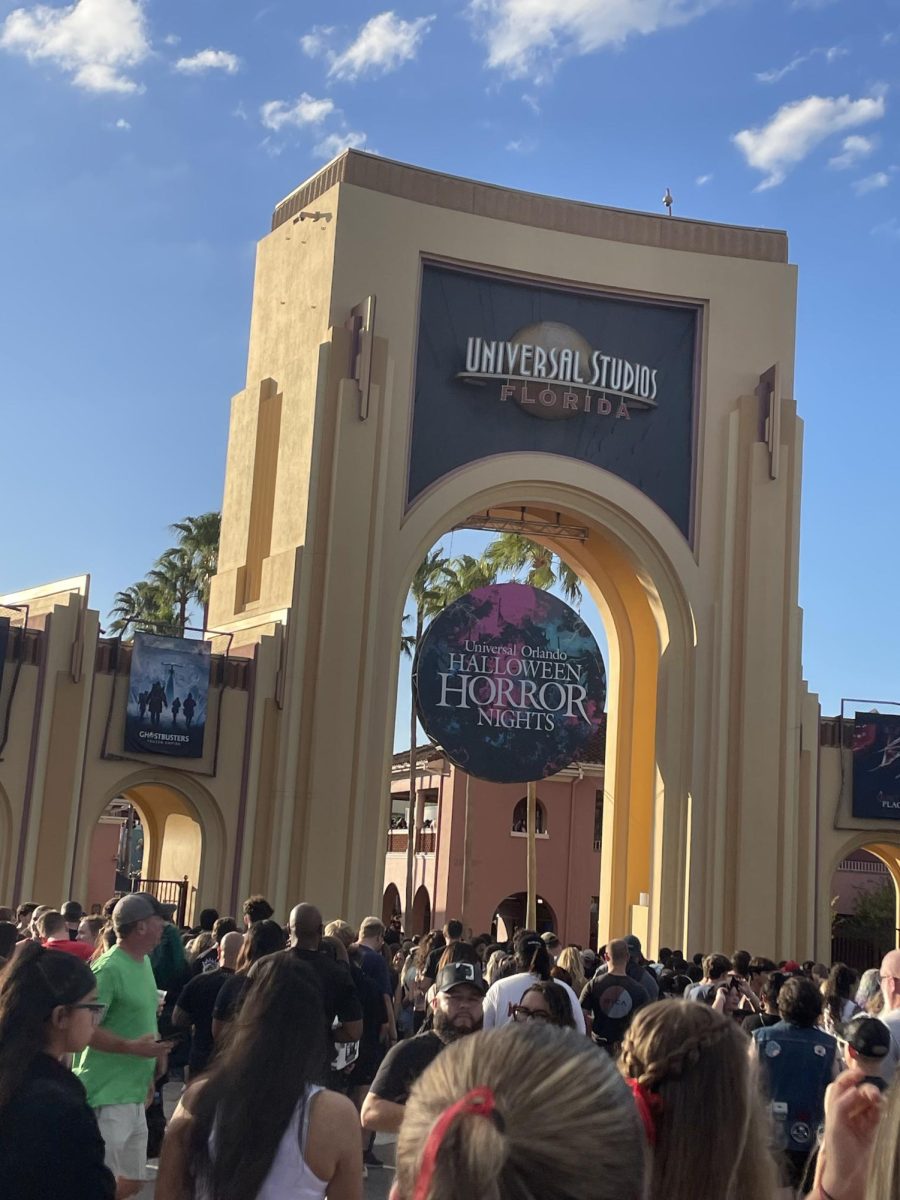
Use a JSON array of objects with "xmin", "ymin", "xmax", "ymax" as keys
[{"xmin": 414, "ymin": 582, "xmax": 606, "ymax": 784}]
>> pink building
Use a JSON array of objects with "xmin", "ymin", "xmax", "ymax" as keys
[
  {"xmin": 831, "ymin": 850, "xmax": 892, "ymax": 917},
  {"xmin": 382, "ymin": 725, "xmax": 606, "ymax": 946}
]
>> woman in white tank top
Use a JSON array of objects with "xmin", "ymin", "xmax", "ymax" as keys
[{"xmin": 156, "ymin": 954, "xmax": 362, "ymax": 1200}]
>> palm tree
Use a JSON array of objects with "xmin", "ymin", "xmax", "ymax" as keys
[
  {"xmin": 440, "ymin": 553, "xmax": 498, "ymax": 602},
  {"xmin": 170, "ymin": 512, "xmax": 220, "ymax": 628},
  {"xmin": 147, "ymin": 547, "xmax": 194, "ymax": 635},
  {"xmin": 400, "ymin": 549, "xmax": 458, "ymax": 923},
  {"xmin": 108, "ymin": 581, "xmax": 176, "ymax": 637},
  {"xmin": 483, "ymin": 533, "xmax": 582, "ymax": 604}
]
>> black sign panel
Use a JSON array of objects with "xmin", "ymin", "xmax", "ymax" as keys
[
  {"xmin": 408, "ymin": 262, "xmax": 699, "ymax": 536},
  {"xmin": 415, "ymin": 583, "xmax": 605, "ymax": 784},
  {"xmin": 852, "ymin": 713, "xmax": 900, "ymax": 820},
  {"xmin": 125, "ymin": 632, "xmax": 211, "ymax": 759}
]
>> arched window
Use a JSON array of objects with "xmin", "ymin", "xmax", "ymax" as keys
[{"xmin": 511, "ymin": 797, "xmax": 546, "ymax": 834}]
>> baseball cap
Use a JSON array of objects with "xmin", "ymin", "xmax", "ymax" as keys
[
  {"xmin": 61, "ymin": 900, "xmax": 84, "ymax": 922},
  {"xmin": 624, "ymin": 935, "xmax": 642, "ymax": 955},
  {"xmin": 435, "ymin": 963, "xmax": 487, "ymax": 995},
  {"xmin": 541, "ymin": 931, "xmax": 561, "ymax": 945},
  {"xmin": 112, "ymin": 893, "xmax": 169, "ymax": 930},
  {"xmin": 842, "ymin": 1014, "xmax": 892, "ymax": 1060},
  {"xmin": 782, "ymin": 960, "xmax": 802, "ymax": 974}
]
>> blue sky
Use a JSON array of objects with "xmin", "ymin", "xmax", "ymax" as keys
[{"xmin": 1, "ymin": 0, "xmax": 899, "ymax": 744}]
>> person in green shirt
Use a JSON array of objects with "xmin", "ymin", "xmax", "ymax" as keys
[{"xmin": 73, "ymin": 893, "xmax": 172, "ymax": 1199}]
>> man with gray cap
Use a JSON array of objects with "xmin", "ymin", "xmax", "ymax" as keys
[{"xmin": 73, "ymin": 893, "xmax": 173, "ymax": 1197}]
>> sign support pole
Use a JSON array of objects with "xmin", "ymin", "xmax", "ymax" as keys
[
  {"xmin": 461, "ymin": 772, "xmax": 471, "ymax": 933},
  {"xmin": 526, "ymin": 780, "xmax": 537, "ymax": 929}
]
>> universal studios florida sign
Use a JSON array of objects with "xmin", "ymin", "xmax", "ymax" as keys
[{"xmin": 460, "ymin": 320, "xmax": 659, "ymax": 420}]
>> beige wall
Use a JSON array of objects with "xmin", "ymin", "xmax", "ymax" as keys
[{"xmin": 198, "ymin": 151, "xmax": 815, "ymax": 954}]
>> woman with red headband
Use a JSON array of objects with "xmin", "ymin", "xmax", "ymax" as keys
[
  {"xmin": 620, "ymin": 1002, "xmax": 777, "ymax": 1199},
  {"xmin": 394, "ymin": 1023, "xmax": 645, "ymax": 1200}
]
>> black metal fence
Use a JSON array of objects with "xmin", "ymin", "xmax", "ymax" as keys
[
  {"xmin": 831, "ymin": 932, "xmax": 896, "ymax": 974},
  {"xmin": 131, "ymin": 875, "xmax": 190, "ymax": 928}
]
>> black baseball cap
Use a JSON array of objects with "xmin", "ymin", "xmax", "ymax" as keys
[
  {"xmin": 842, "ymin": 1015, "xmax": 892, "ymax": 1060},
  {"xmin": 436, "ymin": 963, "xmax": 487, "ymax": 995}
]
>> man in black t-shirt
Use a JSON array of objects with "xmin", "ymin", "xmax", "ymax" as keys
[
  {"xmin": 173, "ymin": 930, "xmax": 243, "ymax": 1077},
  {"xmin": 289, "ymin": 903, "xmax": 363, "ymax": 1045},
  {"xmin": 580, "ymin": 938, "xmax": 649, "ymax": 1051},
  {"xmin": 361, "ymin": 962, "xmax": 485, "ymax": 1133}
]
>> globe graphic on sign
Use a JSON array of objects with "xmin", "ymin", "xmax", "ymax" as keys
[{"xmin": 509, "ymin": 322, "xmax": 594, "ymax": 421}]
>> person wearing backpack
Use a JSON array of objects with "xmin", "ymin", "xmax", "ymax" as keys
[{"xmin": 753, "ymin": 975, "xmax": 838, "ymax": 1193}]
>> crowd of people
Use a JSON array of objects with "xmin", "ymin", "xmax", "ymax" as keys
[{"xmin": 3, "ymin": 894, "xmax": 900, "ymax": 1199}]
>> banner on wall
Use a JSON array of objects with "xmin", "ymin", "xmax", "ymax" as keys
[
  {"xmin": 852, "ymin": 712, "xmax": 900, "ymax": 820},
  {"xmin": 414, "ymin": 583, "xmax": 606, "ymax": 784},
  {"xmin": 124, "ymin": 632, "xmax": 211, "ymax": 759}
]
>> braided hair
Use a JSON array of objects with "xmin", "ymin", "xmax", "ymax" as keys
[
  {"xmin": 621, "ymin": 1002, "xmax": 777, "ymax": 1200},
  {"xmin": 0, "ymin": 942, "xmax": 95, "ymax": 1112}
]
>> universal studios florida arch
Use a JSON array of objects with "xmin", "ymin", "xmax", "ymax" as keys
[{"xmin": 197, "ymin": 150, "xmax": 817, "ymax": 960}]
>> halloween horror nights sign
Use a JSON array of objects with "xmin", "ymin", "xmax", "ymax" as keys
[
  {"xmin": 852, "ymin": 712, "xmax": 900, "ymax": 820},
  {"xmin": 414, "ymin": 583, "xmax": 606, "ymax": 784},
  {"xmin": 408, "ymin": 262, "xmax": 699, "ymax": 536}
]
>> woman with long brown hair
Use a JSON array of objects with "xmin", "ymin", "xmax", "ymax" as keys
[
  {"xmin": 157, "ymin": 953, "xmax": 361, "ymax": 1200},
  {"xmin": 394, "ymin": 1022, "xmax": 645, "ymax": 1200},
  {"xmin": 0, "ymin": 943, "xmax": 115, "ymax": 1199},
  {"xmin": 620, "ymin": 1000, "xmax": 777, "ymax": 1200}
]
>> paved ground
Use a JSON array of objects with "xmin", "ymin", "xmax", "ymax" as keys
[{"xmin": 139, "ymin": 1083, "xmax": 396, "ymax": 1199}]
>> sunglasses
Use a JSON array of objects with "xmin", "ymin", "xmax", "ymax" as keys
[
  {"xmin": 70, "ymin": 1002, "xmax": 107, "ymax": 1024},
  {"xmin": 511, "ymin": 1005, "xmax": 551, "ymax": 1022}
]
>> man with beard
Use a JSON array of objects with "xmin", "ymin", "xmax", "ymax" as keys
[{"xmin": 360, "ymin": 962, "xmax": 485, "ymax": 1133}]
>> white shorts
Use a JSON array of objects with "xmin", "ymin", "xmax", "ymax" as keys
[{"xmin": 96, "ymin": 1102, "xmax": 147, "ymax": 1182}]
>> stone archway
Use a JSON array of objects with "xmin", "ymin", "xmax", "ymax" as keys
[
  {"xmin": 412, "ymin": 885, "xmax": 431, "ymax": 935},
  {"xmin": 493, "ymin": 892, "xmax": 558, "ymax": 940},
  {"xmin": 826, "ymin": 834, "xmax": 900, "ymax": 970},
  {"xmin": 382, "ymin": 882, "xmax": 402, "ymax": 928},
  {"xmin": 73, "ymin": 768, "xmax": 226, "ymax": 919},
  {"xmin": 381, "ymin": 464, "xmax": 698, "ymax": 956}
]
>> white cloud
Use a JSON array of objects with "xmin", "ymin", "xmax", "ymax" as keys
[
  {"xmin": 114, "ymin": 115, "xmax": 129, "ymax": 128},
  {"xmin": 260, "ymin": 93, "xmax": 335, "ymax": 132},
  {"xmin": 828, "ymin": 134, "xmax": 875, "ymax": 169},
  {"xmin": 314, "ymin": 129, "xmax": 367, "ymax": 159},
  {"xmin": 756, "ymin": 44, "xmax": 847, "ymax": 84},
  {"xmin": 301, "ymin": 25, "xmax": 334, "ymax": 57},
  {"xmin": 329, "ymin": 11, "xmax": 434, "ymax": 81},
  {"xmin": 872, "ymin": 217, "xmax": 900, "ymax": 239},
  {"xmin": 853, "ymin": 171, "xmax": 890, "ymax": 195},
  {"xmin": 0, "ymin": 0, "xmax": 149, "ymax": 93},
  {"xmin": 469, "ymin": 0, "xmax": 723, "ymax": 78},
  {"xmin": 506, "ymin": 136, "xmax": 536, "ymax": 153},
  {"xmin": 521, "ymin": 91, "xmax": 540, "ymax": 114},
  {"xmin": 733, "ymin": 92, "xmax": 886, "ymax": 190},
  {"xmin": 163, "ymin": 33, "xmax": 179, "ymax": 46},
  {"xmin": 175, "ymin": 48, "xmax": 240, "ymax": 75},
  {"xmin": 695, "ymin": 173, "xmax": 713, "ymax": 185}
]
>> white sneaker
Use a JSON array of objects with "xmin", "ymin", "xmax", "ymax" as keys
[{"xmin": 362, "ymin": 1165, "xmax": 368, "ymax": 1180}]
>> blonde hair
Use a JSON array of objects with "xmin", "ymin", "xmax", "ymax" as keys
[
  {"xmin": 555, "ymin": 947, "xmax": 586, "ymax": 995},
  {"xmin": 866, "ymin": 1076, "xmax": 900, "ymax": 1198},
  {"xmin": 187, "ymin": 932, "xmax": 215, "ymax": 961},
  {"xmin": 324, "ymin": 920, "xmax": 354, "ymax": 949},
  {"xmin": 397, "ymin": 1023, "xmax": 646, "ymax": 1200},
  {"xmin": 621, "ymin": 1002, "xmax": 777, "ymax": 1200}
]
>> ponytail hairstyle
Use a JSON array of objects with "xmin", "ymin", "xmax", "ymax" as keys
[
  {"xmin": 0, "ymin": 942, "xmax": 96, "ymax": 1112},
  {"xmin": 235, "ymin": 919, "xmax": 286, "ymax": 972},
  {"xmin": 396, "ymin": 1023, "xmax": 645, "ymax": 1200},
  {"xmin": 513, "ymin": 930, "xmax": 551, "ymax": 981},
  {"xmin": 822, "ymin": 963, "xmax": 858, "ymax": 1032},
  {"xmin": 436, "ymin": 942, "xmax": 480, "ymax": 972},
  {"xmin": 555, "ymin": 947, "xmax": 586, "ymax": 996},
  {"xmin": 621, "ymin": 1002, "xmax": 777, "ymax": 1200}
]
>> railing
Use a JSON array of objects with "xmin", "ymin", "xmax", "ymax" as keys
[
  {"xmin": 386, "ymin": 829, "xmax": 436, "ymax": 854},
  {"xmin": 837, "ymin": 857, "xmax": 889, "ymax": 874},
  {"xmin": 832, "ymin": 932, "xmax": 897, "ymax": 974},
  {"xmin": 131, "ymin": 875, "xmax": 190, "ymax": 927}
]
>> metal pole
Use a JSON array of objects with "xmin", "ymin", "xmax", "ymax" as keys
[
  {"xmin": 526, "ymin": 780, "xmax": 537, "ymax": 929},
  {"xmin": 461, "ymin": 773, "xmax": 471, "ymax": 932}
]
